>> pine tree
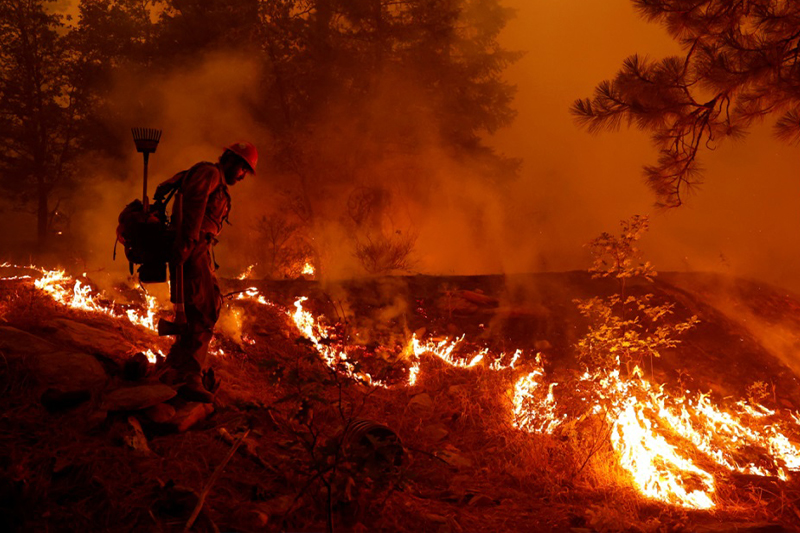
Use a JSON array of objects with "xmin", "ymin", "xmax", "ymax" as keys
[
  {"xmin": 572, "ymin": 0, "xmax": 800, "ymax": 207},
  {"xmin": 0, "ymin": 0, "xmax": 91, "ymax": 247}
]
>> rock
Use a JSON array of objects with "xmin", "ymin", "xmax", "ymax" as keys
[
  {"xmin": 258, "ymin": 495, "xmax": 294, "ymax": 515},
  {"xmin": 40, "ymin": 388, "xmax": 91, "ymax": 412},
  {"xmin": 124, "ymin": 416, "xmax": 150, "ymax": 454},
  {"xmin": 240, "ymin": 507, "xmax": 269, "ymax": 529},
  {"xmin": 436, "ymin": 448, "xmax": 472, "ymax": 468},
  {"xmin": 171, "ymin": 402, "xmax": 214, "ymax": 432},
  {"xmin": 0, "ymin": 326, "xmax": 57, "ymax": 361},
  {"xmin": 409, "ymin": 393, "xmax": 433, "ymax": 410},
  {"xmin": 48, "ymin": 318, "xmax": 137, "ymax": 366},
  {"xmin": 32, "ymin": 351, "xmax": 107, "ymax": 392},
  {"xmin": 145, "ymin": 403, "xmax": 176, "ymax": 424},
  {"xmin": 459, "ymin": 290, "xmax": 499, "ymax": 307},
  {"xmin": 466, "ymin": 493, "xmax": 496, "ymax": 507},
  {"xmin": 421, "ymin": 512, "xmax": 448, "ymax": 524},
  {"xmin": 101, "ymin": 384, "xmax": 177, "ymax": 411},
  {"xmin": 123, "ymin": 353, "xmax": 151, "ymax": 381}
]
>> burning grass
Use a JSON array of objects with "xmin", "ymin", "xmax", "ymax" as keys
[{"xmin": 2, "ymin": 264, "xmax": 800, "ymax": 531}]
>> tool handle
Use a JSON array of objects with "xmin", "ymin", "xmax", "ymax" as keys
[
  {"xmin": 142, "ymin": 152, "xmax": 150, "ymax": 212},
  {"xmin": 172, "ymin": 191, "xmax": 185, "ymax": 325}
]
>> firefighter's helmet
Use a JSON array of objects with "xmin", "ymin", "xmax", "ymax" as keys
[{"xmin": 224, "ymin": 141, "xmax": 258, "ymax": 174}]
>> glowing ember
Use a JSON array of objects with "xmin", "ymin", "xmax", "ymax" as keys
[{"xmin": 301, "ymin": 262, "xmax": 315, "ymax": 276}]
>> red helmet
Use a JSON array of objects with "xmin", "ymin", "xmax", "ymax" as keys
[{"xmin": 224, "ymin": 141, "xmax": 258, "ymax": 174}]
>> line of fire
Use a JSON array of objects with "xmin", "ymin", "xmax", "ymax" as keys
[{"xmin": 2, "ymin": 1, "xmax": 800, "ymax": 532}]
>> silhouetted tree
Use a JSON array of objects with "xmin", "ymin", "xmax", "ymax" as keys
[
  {"xmin": 71, "ymin": 0, "xmax": 520, "ymax": 273},
  {"xmin": 572, "ymin": 0, "xmax": 800, "ymax": 207},
  {"xmin": 154, "ymin": 0, "xmax": 261, "ymax": 62},
  {"xmin": 254, "ymin": 0, "xmax": 521, "ymax": 274},
  {"xmin": 0, "ymin": 0, "xmax": 92, "ymax": 247}
]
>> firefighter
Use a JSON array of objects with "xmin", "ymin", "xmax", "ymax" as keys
[{"xmin": 160, "ymin": 142, "xmax": 257, "ymax": 402}]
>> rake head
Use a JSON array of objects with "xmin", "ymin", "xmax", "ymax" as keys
[{"xmin": 131, "ymin": 127, "xmax": 162, "ymax": 154}]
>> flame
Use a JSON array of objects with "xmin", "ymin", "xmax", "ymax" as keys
[
  {"xmin": 34, "ymin": 269, "xmax": 115, "ymax": 316},
  {"xmin": 13, "ymin": 263, "xmax": 800, "ymax": 512},
  {"xmin": 237, "ymin": 264, "xmax": 256, "ymax": 280},
  {"xmin": 143, "ymin": 348, "xmax": 162, "ymax": 364},
  {"xmin": 512, "ymin": 355, "xmax": 565, "ymax": 435},
  {"xmin": 611, "ymin": 393, "xmax": 716, "ymax": 509},
  {"xmin": 569, "ymin": 367, "xmax": 800, "ymax": 509},
  {"xmin": 490, "ymin": 349, "xmax": 522, "ymax": 371},
  {"xmin": 5, "ymin": 263, "xmax": 164, "ymax": 333},
  {"xmin": 210, "ymin": 345, "xmax": 226, "ymax": 358},
  {"xmin": 126, "ymin": 293, "xmax": 160, "ymax": 331},
  {"xmin": 408, "ymin": 360, "xmax": 421, "ymax": 386},
  {"xmin": 235, "ymin": 287, "xmax": 271, "ymax": 306},
  {"xmin": 410, "ymin": 335, "xmax": 467, "ymax": 367},
  {"xmin": 290, "ymin": 297, "xmax": 387, "ymax": 387},
  {"xmin": 301, "ymin": 262, "xmax": 315, "ymax": 276},
  {"xmin": 0, "ymin": 261, "xmax": 32, "ymax": 281}
]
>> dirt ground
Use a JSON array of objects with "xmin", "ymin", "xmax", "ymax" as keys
[{"xmin": 1, "ymin": 271, "xmax": 800, "ymax": 532}]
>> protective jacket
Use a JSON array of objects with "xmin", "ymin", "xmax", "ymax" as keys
[
  {"xmin": 157, "ymin": 161, "xmax": 232, "ymax": 255},
  {"xmin": 158, "ymin": 162, "xmax": 231, "ymax": 377}
]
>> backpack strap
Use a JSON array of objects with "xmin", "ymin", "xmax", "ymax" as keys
[
  {"xmin": 154, "ymin": 162, "xmax": 214, "ymax": 207},
  {"xmin": 162, "ymin": 180, "xmax": 181, "ymax": 206},
  {"xmin": 153, "ymin": 170, "xmax": 186, "ymax": 204}
]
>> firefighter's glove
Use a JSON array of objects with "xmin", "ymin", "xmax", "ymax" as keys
[{"xmin": 170, "ymin": 239, "xmax": 194, "ymax": 265}]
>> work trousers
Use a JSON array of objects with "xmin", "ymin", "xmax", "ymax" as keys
[{"xmin": 165, "ymin": 240, "xmax": 221, "ymax": 376}]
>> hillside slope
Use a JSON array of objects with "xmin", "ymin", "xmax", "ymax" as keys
[{"xmin": 1, "ymin": 269, "xmax": 799, "ymax": 532}]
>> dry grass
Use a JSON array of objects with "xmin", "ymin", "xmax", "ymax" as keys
[{"xmin": 2, "ymin": 274, "xmax": 800, "ymax": 532}]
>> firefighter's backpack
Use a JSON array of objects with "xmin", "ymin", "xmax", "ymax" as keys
[{"xmin": 114, "ymin": 172, "xmax": 184, "ymax": 283}]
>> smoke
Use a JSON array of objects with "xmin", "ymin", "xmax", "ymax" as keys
[
  {"xmin": 70, "ymin": 51, "xmax": 272, "ymax": 291},
  {"xmin": 66, "ymin": 37, "xmax": 523, "ymax": 287},
  {"xmin": 489, "ymin": 0, "xmax": 800, "ymax": 293},
  {"xmin": 35, "ymin": 0, "xmax": 800, "ymax": 298}
]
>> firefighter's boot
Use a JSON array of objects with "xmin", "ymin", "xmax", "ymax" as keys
[{"xmin": 178, "ymin": 373, "xmax": 214, "ymax": 403}]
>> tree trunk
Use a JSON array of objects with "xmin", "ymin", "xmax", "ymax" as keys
[
  {"xmin": 373, "ymin": 0, "xmax": 383, "ymax": 67},
  {"xmin": 37, "ymin": 178, "xmax": 49, "ymax": 249}
]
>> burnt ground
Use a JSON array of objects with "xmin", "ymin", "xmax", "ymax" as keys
[{"xmin": 2, "ymin": 270, "xmax": 800, "ymax": 532}]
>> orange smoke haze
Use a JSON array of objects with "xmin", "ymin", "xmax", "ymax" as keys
[
  {"xmin": 12, "ymin": 0, "xmax": 800, "ymax": 294},
  {"xmin": 490, "ymin": 0, "xmax": 800, "ymax": 291}
]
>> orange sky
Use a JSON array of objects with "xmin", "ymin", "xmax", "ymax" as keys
[{"xmin": 488, "ymin": 0, "xmax": 800, "ymax": 292}]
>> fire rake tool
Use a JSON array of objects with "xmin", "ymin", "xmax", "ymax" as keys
[
  {"xmin": 130, "ymin": 127, "xmax": 184, "ymax": 335},
  {"xmin": 131, "ymin": 127, "xmax": 162, "ymax": 212}
]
